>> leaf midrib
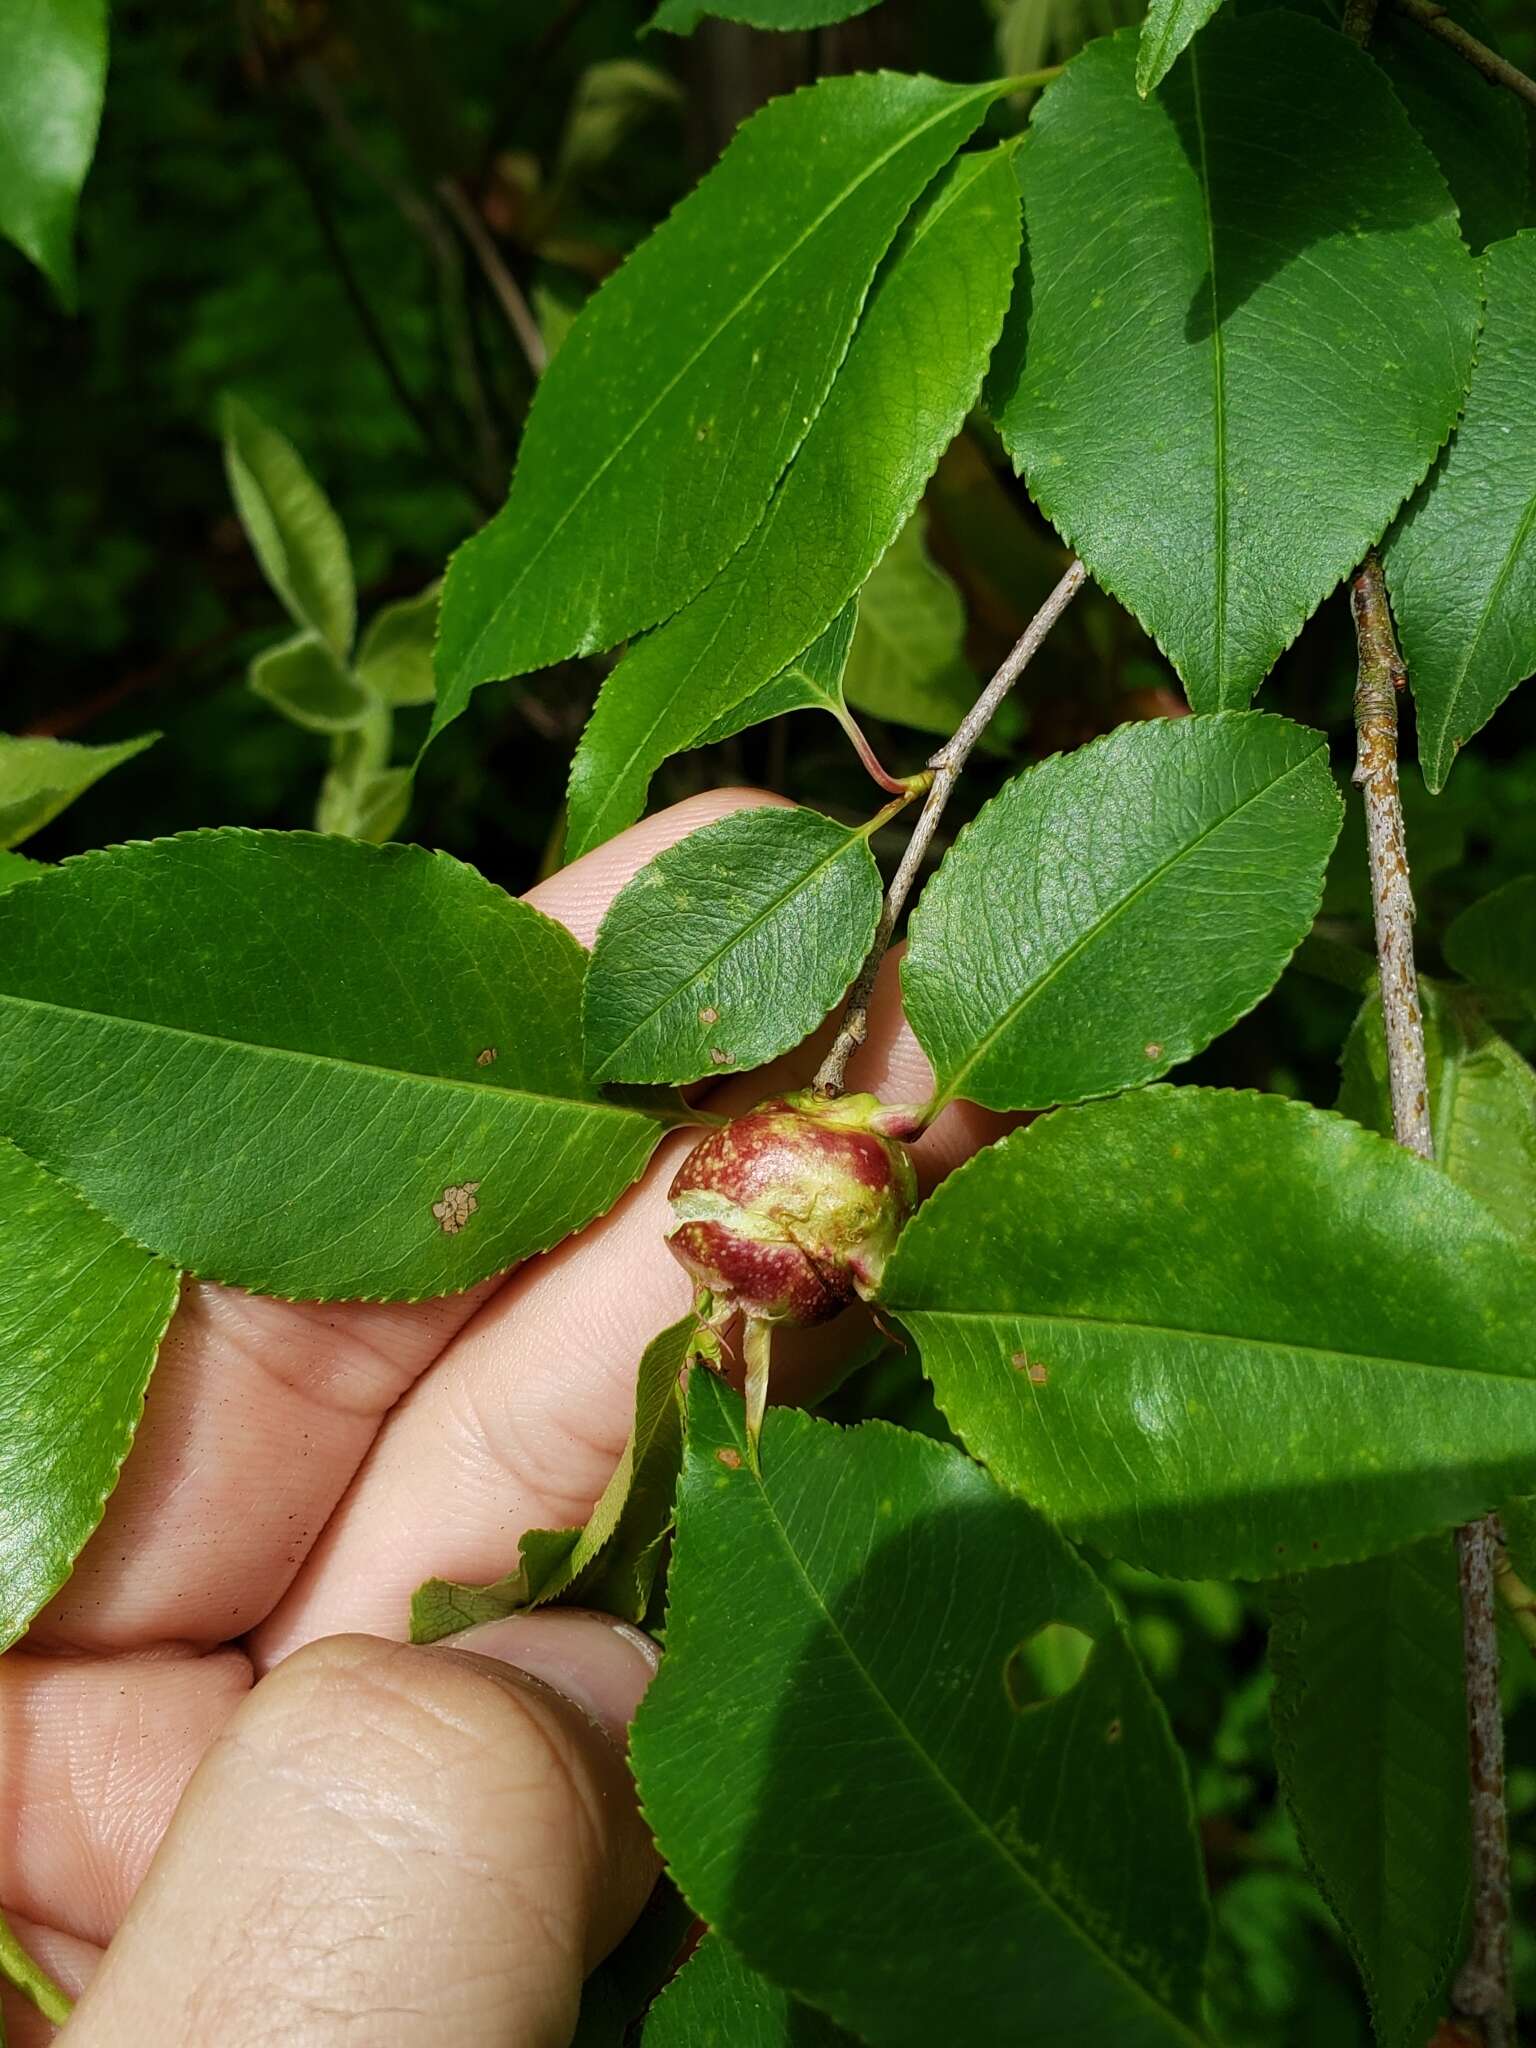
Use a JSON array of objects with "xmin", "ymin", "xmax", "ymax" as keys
[
  {"xmin": 1188, "ymin": 39, "xmax": 1230, "ymax": 686},
  {"xmin": 933, "ymin": 740, "xmax": 1322, "ymax": 1105},
  {"xmin": 459, "ymin": 84, "xmax": 997, "ymax": 682},
  {"xmin": 590, "ymin": 826, "xmax": 867, "ymax": 1076},
  {"xmin": 898, "ymin": 1302, "xmax": 1531, "ymax": 1385},
  {"xmin": 733, "ymin": 1433, "xmax": 1206, "ymax": 2044},
  {"xmin": 0, "ymin": 990, "xmax": 644, "ymax": 1126}
]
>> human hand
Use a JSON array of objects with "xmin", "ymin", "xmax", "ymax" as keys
[{"xmin": 0, "ymin": 789, "xmax": 1005, "ymax": 2046}]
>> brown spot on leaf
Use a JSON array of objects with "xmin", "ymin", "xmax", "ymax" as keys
[
  {"xmin": 1105, "ymin": 1718, "xmax": 1122, "ymax": 1744},
  {"xmin": 1144, "ymin": 1042, "xmax": 1163, "ymax": 1060},
  {"xmin": 708, "ymin": 1047, "xmax": 732, "ymax": 1066},
  {"xmin": 1012, "ymin": 1351, "xmax": 1048, "ymax": 1386},
  {"xmin": 432, "ymin": 1182, "xmax": 481, "ymax": 1234},
  {"xmin": 476, "ymin": 1047, "xmax": 498, "ymax": 1067},
  {"xmin": 715, "ymin": 1446, "xmax": 743, "ymax": 1470},
  {"xmin": 698, "ymin": 1005, "xmax": 720, "ymax": 1026}
]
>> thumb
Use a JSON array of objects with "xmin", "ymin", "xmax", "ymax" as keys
[{"xmin": 63, "ymin": 1616, "xmax": 661, "ymax": 2048}]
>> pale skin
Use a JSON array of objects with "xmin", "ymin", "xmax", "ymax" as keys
[{"xmin": 0, "ymin": 788, "xmax": 1007, "ymax": 2048}]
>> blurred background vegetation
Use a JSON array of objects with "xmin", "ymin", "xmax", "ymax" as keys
[{"xmin": 6, "ymin": 2, "xmax": 1535, "ymax": 2039}]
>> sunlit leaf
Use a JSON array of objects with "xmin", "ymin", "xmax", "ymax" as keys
[
  {"xmin": 0, "ymin": 1139, "xmax": 179, "ymax": 1650},
  {"xmin": 0, "ymin": 831, "xmax": 662, "ymax": 1300},
  {"xmin": 249, "ymin": 632, "xmax": 372, "ymax": 735},
  {"xmin": 433, "ymin": 73, "xmax": 1005, "ymax": 737},
  {"xmin": 883, "ymin": 1086, "xmax": 1536, "ymax": 1578},
  {"xmin": 354, "ymin": 583, "xmax": 441, "ymax": 707},
  {"xmin": 222, "ymin": 394, "xmax": 356, "ymax": 660},
  {"xmin": 994, "ymin": 15, "xmax": 1479, "ymax": 709},
  {"xmin": 0, "ymin": 0, "xmax": 107, "ymax": 308},
  {"xmin": 0, "ymin": 732, "xmax": 157, "ymax": 851}
]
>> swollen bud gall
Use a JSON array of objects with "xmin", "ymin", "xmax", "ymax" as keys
[{"xmin": 666, "ymin": 1089, "xmax": 919, "ymax": 1330}]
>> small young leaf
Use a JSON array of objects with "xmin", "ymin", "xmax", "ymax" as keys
[
  {"xmin": 0, "ymin": 831, "xmax": 662, "ymax": 1300},
  {"xmin": 633, "ymin": 1374, "xmax": 1212, "ymax": 2047},
  {"xmin": 432, "ymin": 73, "xmax": 1004, "ymax": 737},
  {"xmin": 903, "ymin": 713, "xmax": 1341, "ymax": 1112},
  {"xmin": 354, "ymin": 583, "xmax": 441, "ymax": 707},
  {"xmin": 1339, "ymin": 978, "xmax": 1536, "ymax": 1245},
  {"xmin": 1386, "ymin": 233, "xmax": 1536, "ymax": 790},
  {"xmin": 841, "ymin": 508, "xmax": 977, "ymax": 738},
  {"xmin": 1270, "ymin": 1537, "xmax": 1470, "ymax": 2048},
  {"xmin": 583, "ymin": 805, "xmax": 882, "ymax": 1085},
  {"xmin": 0, "ymin": 0, "xmax": 107, "ymax": 308},
  {"xmin": 410, "ymin": 1313, "xmax": 691, "ymax": 1642},
  {"xmin": 222, "ymin": 395, "xmax": 356, "ymax": 660},
  {"xmin": 994, "ymin": 15, "xmax": 1480, "ymax": 710},
  {"xmin": 0, "ymin": 1140, "xmax": 180, "ymax": 1650},
  {"xmin": 882, "ymin": 1086, "xmax": 1536, "ymax": 1579},
  {"xmin": 1443, "ymin": 875, "xmax": 1536, "ymax": 1008},
  {"xmin": 0, "ymin": 731, "xmax": 157, "ymax": 850},
  {"xmin": 649, "ymin": 0, "xmax": 878, "ymax": 33},
  {"xmin": 640, "ymin": 1934, "xmax": 858, "ymax": 2045},
  {"xmin": 1136, "ymin": 0, "xmax": 1222, "ymax": 98},
  {"xmin": 249, "ymin": 632, "xmax": 373, "ymax": 735},
  {"xmin": 560, "ymin": 146, "xmax": 1020, "ymax": 856}
]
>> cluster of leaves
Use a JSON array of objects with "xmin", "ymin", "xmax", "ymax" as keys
[{"xmin": 4, "ymin": 0, "xmax": 1536, "ymax": 2043}]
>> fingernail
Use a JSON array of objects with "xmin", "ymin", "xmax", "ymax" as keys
[{"xmin": 451, "ymin": 1609, "xmax": 660, "ymax": 1748}]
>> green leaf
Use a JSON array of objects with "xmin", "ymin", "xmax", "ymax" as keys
[
  {"xmin": 0, "ymin": 853, "xmax": 42, "ymax": 892},
  {"xmin": 994, "ymin": 15, "xmax": 1480, "ymax": 710},
  {"xmin": 410, "ymin": 1313, "xmax": 691, "ymax": 1641},
  {"xmin": 1386, "ymin": 233, "xmax": 1536, "ymax": 790},
  {"xmin": 432, "ymin": 73, "xmax": 1004, "ymax": 738},
  {"xmin": 882, "ymin": 1086, "xmax": 1536, "ymax": 1579},
  {"xmin": 1136, "ymin": 0, "xmax": 1222, "ymax": 98},
  {"xmin": 0, "ymin": 1139, "xmax": 179, "ymax": 1650},
  {"xmin": 1339, "ymin": 978, "xmax": 1536, "ymax": 1245},
  {"xmin": 650, "ymin": 0, "xmax": 876, "ymax": 32},
  {"xmin": 633, "ymin": 1374, "xmax": 1212, "ymax": 2047},
  {"xmin": 1365, "ymin": 0, "xmax": 1529, "ymax": 255},
  {"xmin": 354, "ymin": 583, "xmax": 441, "ymax": 707},
  {"xmin": 0, "ymin": 0, "xmax": 107, "ymax": 309},
  {"xmin": 0, "ymin": 731, "xmax": 157, "ymax": 850},
  {"xmin": 640, "ymin": 1934, "xmax": 858, "ymax": 2045},
  {"xmin": 249, "ymin": 632, "xmax": 373, "ymax": 735},
  {"xmin": 0, "ymin": 831, "xmax": 662, "ymax": 1301},
  {"xmin": 221, "ymin": 395, "xmax": 356, "ymax": 660},
  {"xmin": 1443, "ymin": 875, "xmax": 1536, "ymax": 1007},
  {"xmin": 583, "ymin": 805, "xmax": 882, "ymax": 1086},
  {"xmin": 689, "ymin": 601, "xmax": 859, "ymax": 748},
  {"xmin": 841, "ymin": 507, "xmax": 978, "ymax": 737},
  {"xmin": 553, "ymin": 143, "xmax": 1022, "ymax": 856},
  {"xmin": 903, "ymin": 712, "xmax": 1341, "ymax": 1112},
  {"xmin": 1270, "ymin": 1536, "xmax": 1470, "ymax": 2048}
]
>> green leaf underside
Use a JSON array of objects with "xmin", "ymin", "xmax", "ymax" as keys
[
  {"xmin": 691, "ymin": 600, "xmax": 858, "ymax": 747},
  {"xmin": 1136, "ymin": 0, "xmax": 1222, "ymax": 98},
  {"xmin": 0, "ymin": 832, "xmax": 661, "ymax": 1300},
  {"xmin": 432, "ymin": 73, "xmax": 1003, "ymax": 737},
  {"xmin": 903, "ymin": 713, "xmax": 1341, "ymax": 1112},
  {"xmin": 633, "ymin": 1375, "xmax": 1211, "ymax": 2046},
  {"xmin": 354, "ymin": 583, "xmax": 441, "ymax": 707},
  {"xmin": 562, "ymin": 145, "xmax": 1020, "ymax": 858},
  {"xmin": 1364, "ymin": 0, "xmax": 1529, "ymax": 255},
  {"xmin": 1340, "ymin": 978, "xmax": 1536, "ymax": 1246},
  {"xmin": 222, "ymin": 395, "xmax": 356, "ymax": 660},
  {"xmin": 1270, "ymin": 1537, "xmax": 1470, "ymax": 2048},
  {"xmin": 0, "ymin": 1140, "xmax": 179, "ymax": 1651},
  {"xmin": 649, "ymin": 0, "xmax": 878, "ymax": 34},
  {"xmin": 640, "ymin": 1934, "xmax": 858, "ymax": 2045},
  {"xmin": 1386, "ymin": 233, "xmax": 1536, "ymax": 790},
  {"xmin": 0, "ymin": 0, "xmax": 107, "ymax": 307},
  {"xmin": 995, "ymin": 16, "xmax": 1479, "ymax": 711},
  {"xmin": 841, "ymin": 507, "xmax": 979, "ymax": 737},
  {"xmin": 410, "ymin": 1313, "xmax": 691, "ymax": 1641},
  {"xmin": 882, "ymin": 1087, "xmax": 1536, "ymax": 1580},
  {"xmin": 0, "ymin": 732, "xmax": 158, "ymax": 850},
  {"xmin": 584, "ymin": 806, "xmax": 881, "ymax": 1085},
  {"xmin": 249, "ymin": 632, "xmax": 373, "ymax": 734},
  {"xmin": 1444, "ymin": 874, "xmax": 1536, "ymax": 1006}
]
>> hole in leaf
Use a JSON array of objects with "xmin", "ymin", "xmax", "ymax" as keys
[{"xmin": 1003, "ymin": 1622, "xmax": 1096, "ymax": 1712}]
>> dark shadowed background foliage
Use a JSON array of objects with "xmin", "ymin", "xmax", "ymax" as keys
[{"xmin": 5, "ymin": 3, "xmax": 1535, "ymax": 2040}]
